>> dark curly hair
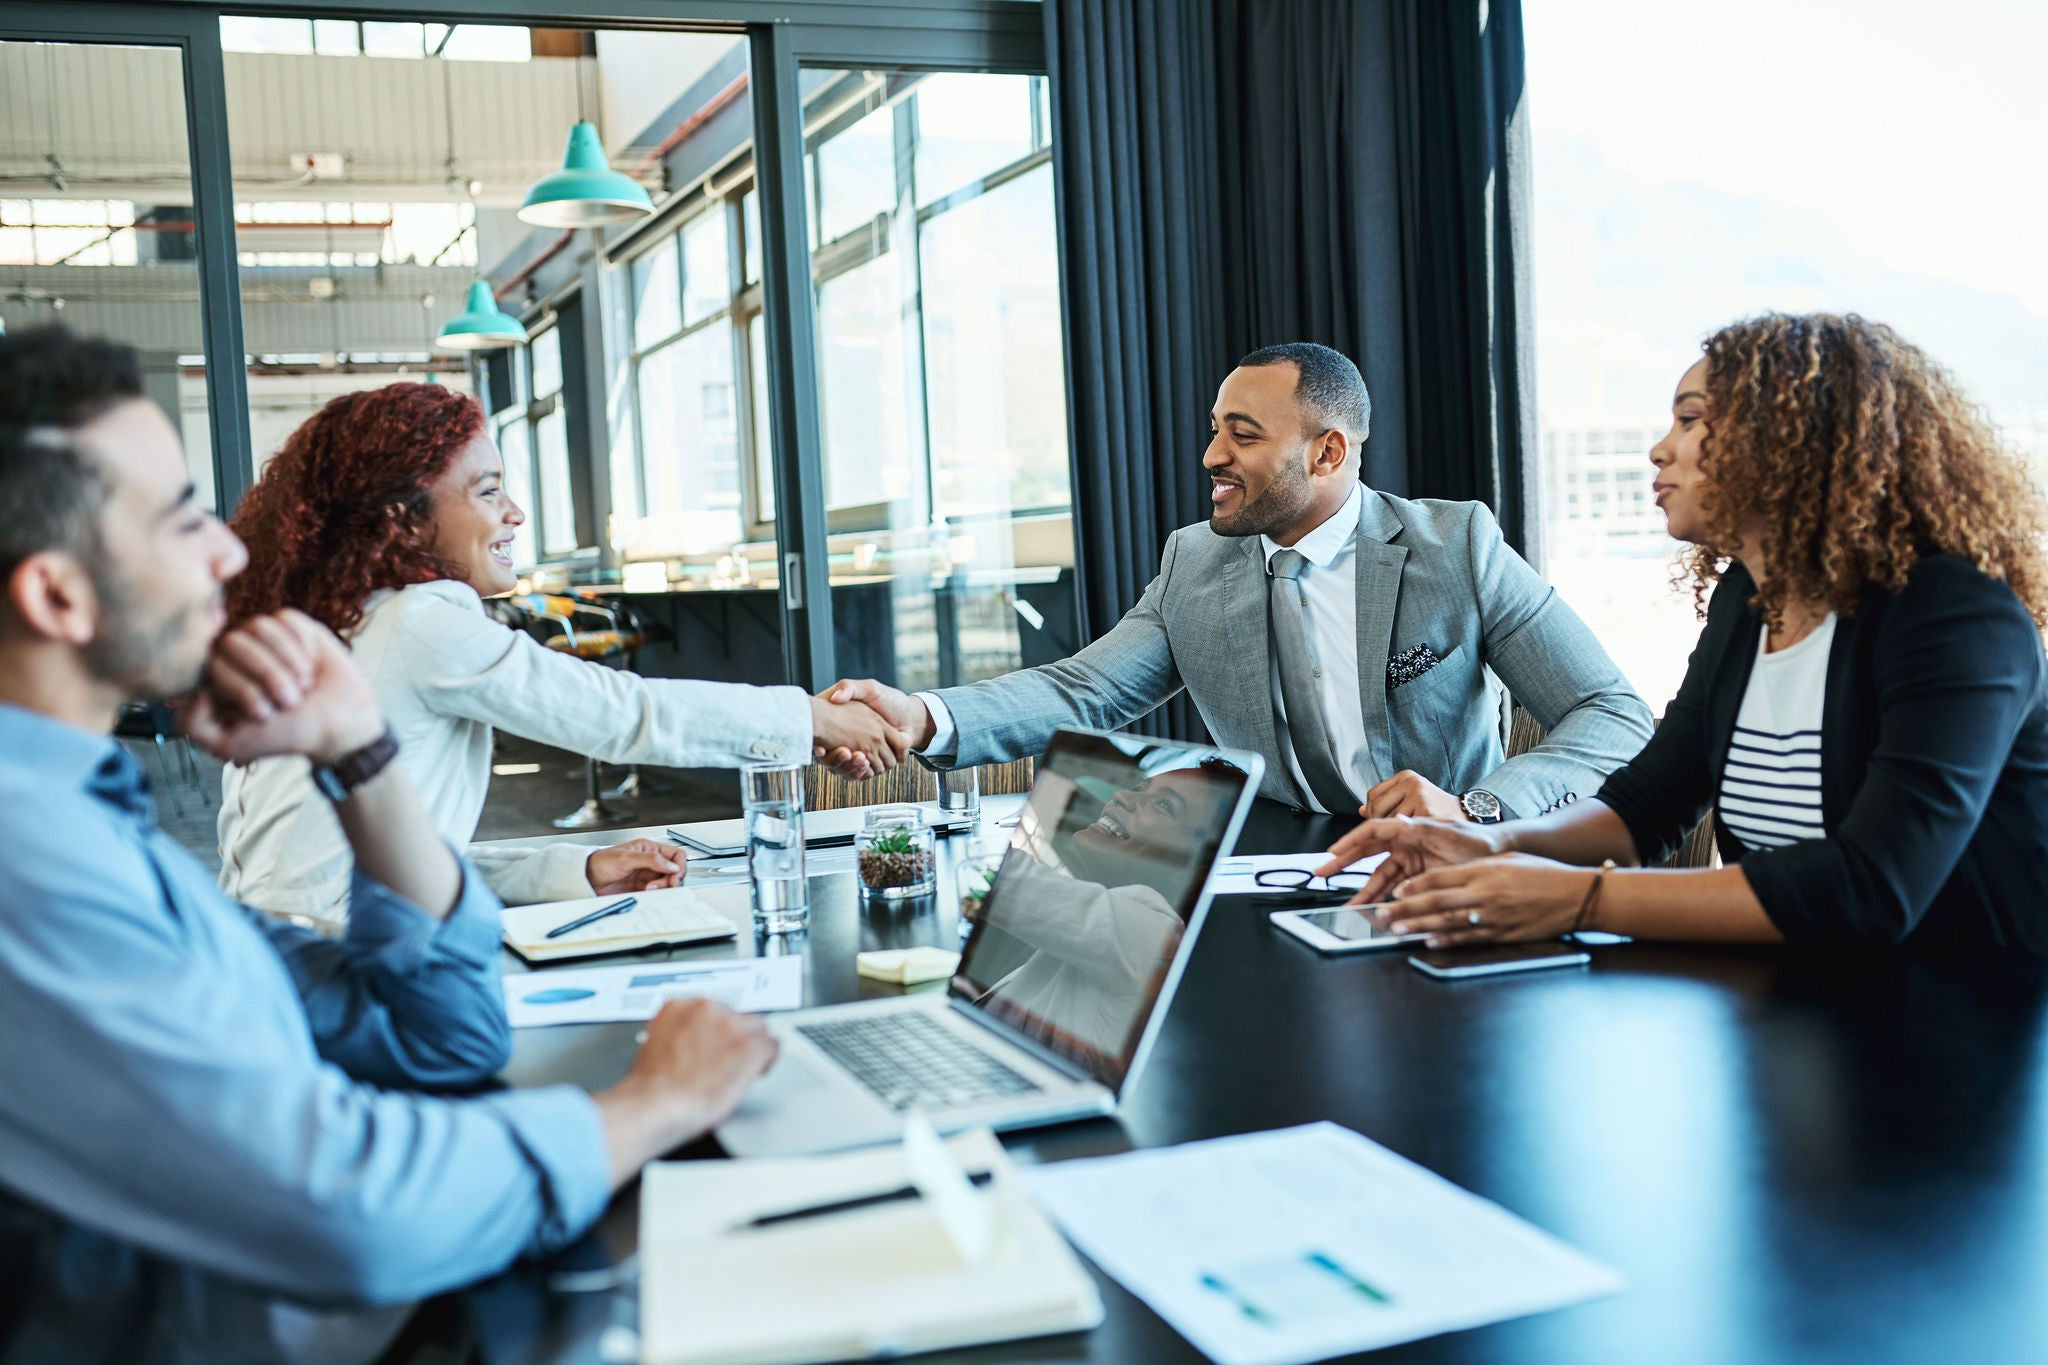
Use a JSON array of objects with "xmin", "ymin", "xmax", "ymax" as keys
[
  {"xmin": 227, "ymin": 382, "xmax": 484, "ymax": 637},
  {"xmin": 1681, "ymin": 312, "xmax": 2048, "ymax": 629}
]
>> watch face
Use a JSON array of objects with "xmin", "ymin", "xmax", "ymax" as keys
[
  {"xmin": 311, "ymin": 765, "xmax": 348, "ymax": 803},
  {"xmin": 1462, "ymin": 790, "xmax": 1502, "ymax": 822}
]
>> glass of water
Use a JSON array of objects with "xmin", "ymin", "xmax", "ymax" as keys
[
  {"xmin": 742, "ymin": 763, "xmax": 807, "ymax": 932},
  {"xmin": 936, "ymin": 764, "xmax": 980, "ymax": 821}
]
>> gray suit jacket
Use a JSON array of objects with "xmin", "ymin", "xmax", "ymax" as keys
[{"xmin": 934, "ymin": 489, "xmax": 1653, "ymax": 815}]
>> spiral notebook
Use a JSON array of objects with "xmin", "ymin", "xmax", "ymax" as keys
[{"xmin": 500, "ymin": 886, "xmax": 737, "ymax": 964}]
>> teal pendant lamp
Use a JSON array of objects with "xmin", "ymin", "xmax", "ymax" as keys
[
  {"xmin": 436, "ymin": 280, "xmax": 524, "ymax": 351},
  {"xmin": 518, "ymin": 121, "xmax": 653, "ymax": 228}
]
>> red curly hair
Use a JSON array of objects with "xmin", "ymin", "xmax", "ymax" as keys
[{"xmin": 227, "ymin": 382, "xmax": 485, "ymax": 637}]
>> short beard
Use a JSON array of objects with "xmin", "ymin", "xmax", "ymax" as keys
[
  {"xmin": 81, "ymin": 566, "xmax": 211, "ymax": 700},
  {"xmin": 1209, "ymin": 454, "xmax": 1317, "ymax": 539}
]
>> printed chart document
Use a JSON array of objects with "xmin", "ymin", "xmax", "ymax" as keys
[
  {"xmin": 505, "ymin": 955, "xmax": 804, "ymax": 1028},
  {"xmin": 1025, "ymin": 1122, "xmax": 1622, "ymax": 1365},
  {"xmin": 1210, "ymin": 853, "xmax": 1386, "ymax": 897}
]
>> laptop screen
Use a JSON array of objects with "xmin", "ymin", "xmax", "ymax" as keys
[{"xmin": 950, "ymin": 731, "xmax": 1255, "ymax": 1090}]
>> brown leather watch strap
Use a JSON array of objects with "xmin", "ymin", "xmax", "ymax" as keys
[{"xmin": 311, "ymin": 727, "xmax": 399, "ymax": 803}]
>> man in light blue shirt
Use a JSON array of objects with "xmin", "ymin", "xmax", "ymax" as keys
[{"xmin": 0, "ymin": 327, "xmax": 778, "ymax": 1351}]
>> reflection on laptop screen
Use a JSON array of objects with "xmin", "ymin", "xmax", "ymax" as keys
[{"xmin": 951, "ymin": 732, "xmax": 1253, "ymax": 1089}]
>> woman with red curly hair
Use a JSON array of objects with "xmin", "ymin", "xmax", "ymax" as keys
[
  {"xmin": 217, "ymin": 382, "xmax": 905, "ymax": 925},
  {"xmin": 1320, "ymin": 313, "xmax": 2048, "ymax": 952}
]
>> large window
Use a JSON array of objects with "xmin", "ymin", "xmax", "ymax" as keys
[
  {"xmin": 619, "ymin": 197, "xmax": 764, "ymax": 577},
  {"xmin": 802, "ymin": 70, "xmax": 1073, "ymax": 691},
  {"xmin": 608, "ymin": 67, "xmax": 1076, "ymax": 689},
  {"xmin": 1529, "ymin": 0, "xmax": 2048, "ymax": 712},
  {"xmin": 488, "ymin": 322, "xmax": 587, "ymax": 569}
]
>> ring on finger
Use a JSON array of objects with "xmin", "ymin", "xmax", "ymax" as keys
[{"xmin": 1467, "ymin": 909, "xmax": 1481, "ymax": 926}]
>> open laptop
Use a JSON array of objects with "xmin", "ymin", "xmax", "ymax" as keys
[{"xmin": 717, "ymin": 728, "xmax": 1264, "ymax": 1157}]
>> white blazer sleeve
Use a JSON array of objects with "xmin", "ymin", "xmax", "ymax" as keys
[
  {"xmin": 465, "ymin": 841, "xmax": 595, "ymax": 907},
  {"xmin": 393, "ymin": 584, "xmax": 815, "ymax": 769}
]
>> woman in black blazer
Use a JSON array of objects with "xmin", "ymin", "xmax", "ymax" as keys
[{"xmin": 1322, "ymin": 313, "xmax": 2048, "ymax": 951}]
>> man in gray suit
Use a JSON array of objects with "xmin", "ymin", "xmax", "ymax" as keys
[{"xmin": 824, "ymin": 343, "xmax": 1651, "ymax": 822}]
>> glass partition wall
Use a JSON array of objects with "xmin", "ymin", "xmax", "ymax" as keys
[
  {"xmin": 0, "ymin": 3, "xmax": 1072, "ymax": 699},
  {"xmin": 0, "ymin": 36, "xmax": 226, "ymax": 508},
  {"xmin": 800, "ymin": 69, "xmax": 1074, "ymax": 691},
  {"xmin": 608, "ymin": 62, "xmax": 1076, "ymax": 691}
]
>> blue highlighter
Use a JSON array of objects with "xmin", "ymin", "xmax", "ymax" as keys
[{"xmin": 523, "ymin": 987, "xmax": 598, "ymax": 1006}]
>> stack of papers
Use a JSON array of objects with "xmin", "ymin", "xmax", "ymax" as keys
[{"xmin": 1025, "ymin": 1122, "xmax": 1621, "ymax": 1365}]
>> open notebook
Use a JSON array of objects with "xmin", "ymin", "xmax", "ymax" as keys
[
  {"xmin": 500, "ymin": 886, "xmax": 737, "ymax": 965},
  {"xmin": 641, "ymin": 1125, "xmax": 1101, "ymax": 1365}
]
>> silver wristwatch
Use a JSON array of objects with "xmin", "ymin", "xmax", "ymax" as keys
[{"xmin": 1459, "ymin": 789, "xmax": 1504, "ymax": 824}]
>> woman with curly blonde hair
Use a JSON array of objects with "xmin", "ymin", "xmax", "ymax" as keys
[{"xmin": 1318, "ymin": 312, "xmax": 2048, "ymax": 951}]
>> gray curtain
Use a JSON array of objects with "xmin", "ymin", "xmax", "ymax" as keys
[{"xmin": 1046, "ymin": 0, "xmax": 1537, "ymax": 740}]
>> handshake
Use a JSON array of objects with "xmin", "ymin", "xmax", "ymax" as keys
[{"xmin": 807, "ymin": 678, "xmax": 939, "ymax": 780}]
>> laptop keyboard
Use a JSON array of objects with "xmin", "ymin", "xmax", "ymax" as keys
[{"xmin": 798, "ymin": 1012, "xmax": 1044, "ymax": 1113}]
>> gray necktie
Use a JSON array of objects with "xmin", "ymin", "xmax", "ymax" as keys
[{"xmin": 1268, "ymin": 549, "xmax": 1361, "ymax": 815}]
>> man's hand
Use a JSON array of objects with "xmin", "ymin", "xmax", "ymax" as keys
[
  {"xmin": 810, "ymin": 684, "xmax": 918, "ymax": 780},
  {"xmin": 184, "ymin": 610, "xmax": 385, "ymax": 766},
  {"xmin": 1315, "ymin": 815, "xmax": 1512, "ymax": 905},
  {"xmin": 1362, "ymin": 769, "xmax": 1468, "ymax": 821},
  {"xmin": 594, "ymin": 998, "xmax": 779, "ymax": 1185},
  {"xmin": 587, "ymin": 838, "xmax": 687, "ymax": 895}
]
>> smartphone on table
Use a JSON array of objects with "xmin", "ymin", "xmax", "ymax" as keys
[
  {"xmin": 1408, "ymin": 944, "xmax": 1591, "ymax": 979},
  {"xmin": 1269, "ymin": 906, "xmax": 1426, "ymax": 954}
]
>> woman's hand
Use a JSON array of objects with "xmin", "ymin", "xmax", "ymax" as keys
[
  {"xmin": 1370, "ymin": 853, "xmax": 1600, "ymax": 947},
  {"xmin": 587, "ymin": 839, "xmax": 688, "ymax": 895},
  {"xmin": 1315, "ymin": 816, "xmax": 1513, "ymax": 905}
]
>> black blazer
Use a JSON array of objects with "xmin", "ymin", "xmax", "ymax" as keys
[{"xmin": 1597, "ymin": 555, "xmax": 2048, "ymax": 950}]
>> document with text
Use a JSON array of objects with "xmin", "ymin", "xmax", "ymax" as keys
[
  {"xmin": 1024, "ymin": 1122, "xmax": 1622, "ymax": 1365},
  {"xmin": 504, "ymin": 954, "xmax": 804, "ymax": 1028}
]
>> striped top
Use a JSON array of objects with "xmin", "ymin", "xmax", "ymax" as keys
[{"xmin": 1717, "ymin": 614, "xmax": 1837, "ymax": 851}]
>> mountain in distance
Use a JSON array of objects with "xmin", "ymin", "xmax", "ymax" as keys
[{"xmin": 1532, "ymin": 134, "xmax": 2048, "ymax": 439}]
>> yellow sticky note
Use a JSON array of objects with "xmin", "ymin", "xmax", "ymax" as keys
[{"xmin": 855, "ymin": 946, "xmax": 962, "ymax": 985}]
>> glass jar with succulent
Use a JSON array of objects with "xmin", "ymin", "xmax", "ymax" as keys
[{"xmin": 855, "ymin": 806, "xmax": 937, "ymax": 899}]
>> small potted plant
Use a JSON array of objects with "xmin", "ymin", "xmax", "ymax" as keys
[{"xmin": 856, "ymin": 806, "xmax": 936, "ymax": 899}]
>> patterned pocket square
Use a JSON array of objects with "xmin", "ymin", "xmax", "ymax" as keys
[{"xmin": 1387, "ymin": 643, "xmax": 1443, "ymax": 690}]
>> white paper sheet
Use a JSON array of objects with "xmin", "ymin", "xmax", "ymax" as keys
[
  {"xmin": 1024, "ymin": 1122, "xmax": 1622, "ymax": 1365},
  {"xmin": 675, "ymin": 846, "xmax": 860, "ymax": 887},
  {"xmin": 1209, "ymin": 852, "xmax": 1387, "ymax": 897},
  {"xmin": 505, "ymin": 955, "xmax": 805, "ymax": 1028}
]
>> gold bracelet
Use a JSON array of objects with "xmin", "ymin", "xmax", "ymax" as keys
[{"xmin": 1572, "ymin": 859, "xmax": 1616, "ymax": 935}]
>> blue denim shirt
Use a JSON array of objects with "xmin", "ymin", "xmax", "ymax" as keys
[{"xmin": 0, "ymin": 703, "xmax": 610, "ymax": 1320}]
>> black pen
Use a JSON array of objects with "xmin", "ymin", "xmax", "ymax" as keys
[
  {"xmin": 743, "ymin": 1170, "xmax": 995, "ymax": 1229},
  {"xmin": 545, "ymin": 896, "xmax": 637, "ymax": 940}
]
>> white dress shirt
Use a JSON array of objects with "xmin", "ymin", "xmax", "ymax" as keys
[
  {"xmin": 219, "ymin": 580, "xmax": 814, "ymax": 926},
  {"xmin": 921, "ymin": 485, "xmax": 1374, "ymax": 814}
]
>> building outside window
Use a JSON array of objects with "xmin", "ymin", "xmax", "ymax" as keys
[{"xmin": 1529, "ymin": 0, "xmax": 2048, "ymax": 714}]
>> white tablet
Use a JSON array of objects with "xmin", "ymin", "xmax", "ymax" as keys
[{"xmin": 1269, "ymin": 905, "xmax": 1428, "ymax": 954}]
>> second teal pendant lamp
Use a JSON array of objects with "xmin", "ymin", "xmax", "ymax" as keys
[
  {"xmin": 518, "ymin": 121, "xmax": 654, "ymax": 228},
  {"xmin": 436, "ymin": 280, "xmax": 524, "ymax": 350}
]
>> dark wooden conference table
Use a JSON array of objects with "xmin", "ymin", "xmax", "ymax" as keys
[{"xmin": 468, "ymin": 799, "xmax": 2048, "ymax": 1365}]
